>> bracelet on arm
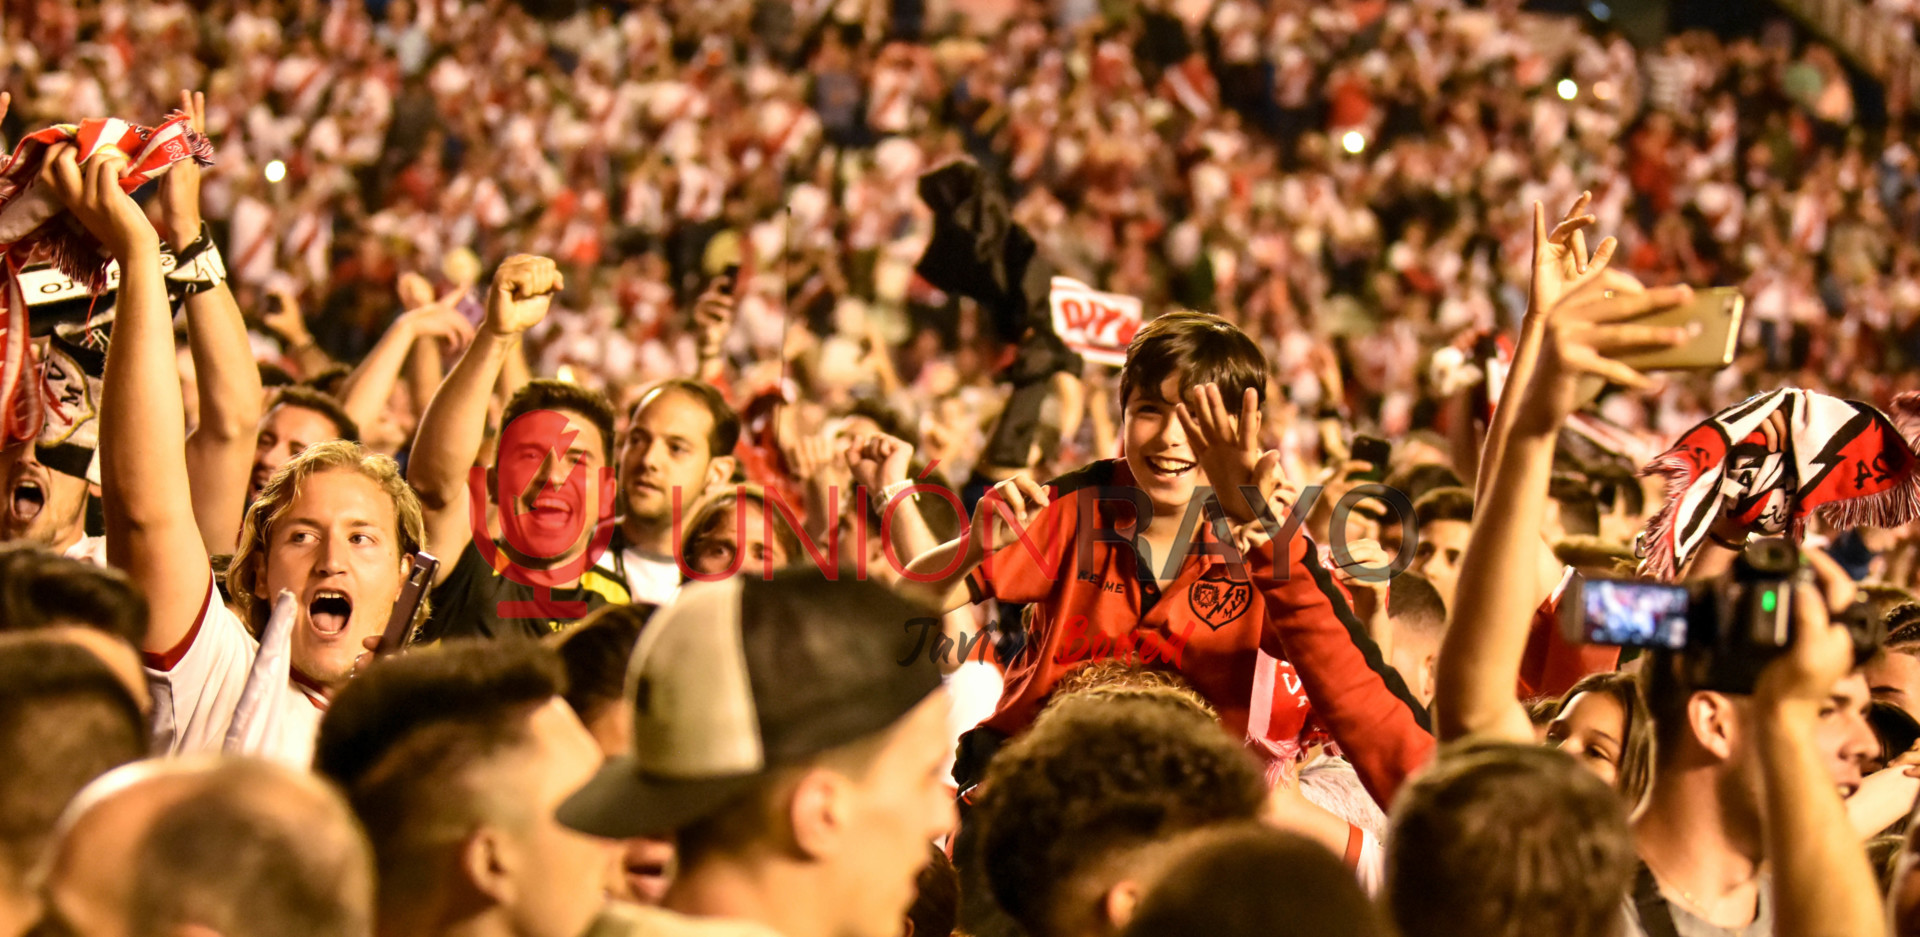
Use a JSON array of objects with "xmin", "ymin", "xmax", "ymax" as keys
[
  {"xmin": 165, "ymin": 221, "xmax": 227, "ymax": 297},
  {"xmin": 1708, "ymin": 529, "xmax": 1746, "ymax": 551},
  {"xmin": 881, "ymin": 478, "xmax": 918, "ymax": 505}
]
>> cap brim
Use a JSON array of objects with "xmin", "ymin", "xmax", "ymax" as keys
[{"xmin": 556, "ymin": 755, "xmax": 766, "ymax": 840}]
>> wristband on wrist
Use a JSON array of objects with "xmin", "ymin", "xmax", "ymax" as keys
[
  {"xmin": 165, "ymin": 222, "xmax": 226, "ymax": 297},
  {"xmin": 881, "ymin": 478, "xmax": 917, "ymax": 505}
]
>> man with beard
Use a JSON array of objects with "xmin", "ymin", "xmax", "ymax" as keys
[
  {"xmin": 595, "ymin": 377, "xmax": 740, "ymax": 605},
  {"xmin": 409, "ymin": 255, "xmax": 631, "ymax": 641}
]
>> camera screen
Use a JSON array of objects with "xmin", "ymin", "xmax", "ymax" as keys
[{"xmin": 1581, "ymin": 578, "xmax": 1691, "ymax": 649}]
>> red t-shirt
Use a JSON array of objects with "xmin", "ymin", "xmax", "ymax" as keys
[{"xmin": 966, "ymin": 460, "xmax": 1415, "ymax": 772}]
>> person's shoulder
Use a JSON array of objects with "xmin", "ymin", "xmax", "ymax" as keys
[
  {"xmin": 582, "ymin": 902, "xmax": 785, "ymax": 937},
  {"xmin": 1044, "ymin": 459, "xmax": 1122, "ymax": 497}
]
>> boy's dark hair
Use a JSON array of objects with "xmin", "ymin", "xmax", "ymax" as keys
[
  {"xmin": 1413, "ymin": 486, "xmax": 1474, "ymax": 528},
  {"xmin": 550, "ymin": 605, "xmax": 649, "ymax": 727},
  {"xmin": 1384, "ymin": 462, "xmax": 1466, "ymax": 506},
  {"xmin": 1386, "ymin": 740, "xmax": 1634, "ymax": 937},
  {"xmin": 1588, "ymin": 463, "xmax": 1646, "ymax": 518},
  {"xmin": 1388, "ymin": 571, "xmax": 1448, "ymax": 637},
  {"xmin": 633, "ymin": 379, "xmax": 741, "ymax": 459},
  {"xmin": 0, "ymin": 636, "xmax": 146, "ymax": 882},
  {"xmin": 1548, "ymin": 474, "xmax": 1601, "ymax": 537},
  {"xmin": 971, "ymin": 693, "xmax": 1268, "ymax": 937},
  {"xmin": 268, "ymin": 387, "xmax": 361, "ymax": 445},
  {"xmin": 503, "ymin": 379, "xmax": 618, "ymax": 463},
  {"xmin": 1117, "ymin": 310, "xmax": 1269, "ymax": 411},
  {"xmin": 127, "ymin": 762, "xmax": 372, "ymax": 937},
  {"xmin": 0, "ymin": 542, "xmax": 149, "ymax": 645},
  {"xmin": 1119, "ymin": 824, "xmax": 1390, "ymax": 937}
]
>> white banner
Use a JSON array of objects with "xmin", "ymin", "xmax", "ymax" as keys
[{"xmin": 1048, "ymin": 276, "xmax": 1143, "ymax": 367}]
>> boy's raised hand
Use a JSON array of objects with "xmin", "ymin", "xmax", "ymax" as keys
[
  {"xmin": 971, "ymin": 474, "xmax": 1050, "ymax": 557},
  {"xmin": 1528, "ymin": 193, "xmax": 1616, "ymax": 319},
  {"xmin": 1176, "ymin": 383, "xmax": 1281, "ymax": 524},
  {"xmin": 158, "ymin": 89, "xmax": 207, "ymax": 251},
  {"xmin": 38, "ymin": 143, "xmax": 159, "ymax": 260}
]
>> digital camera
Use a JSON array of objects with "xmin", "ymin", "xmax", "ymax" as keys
[{"xmin": 1560, "ymin": 538, "xmax": 1882, "ymax": 693}]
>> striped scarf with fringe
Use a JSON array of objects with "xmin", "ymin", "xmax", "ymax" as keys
[{"xmin": 0, "ymin": 113, "xmax": 214, "ymax": 445}]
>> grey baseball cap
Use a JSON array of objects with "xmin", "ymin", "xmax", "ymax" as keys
[{"xmin": 556, "ymin": 568, "xmax": 946, "ymax": 839}]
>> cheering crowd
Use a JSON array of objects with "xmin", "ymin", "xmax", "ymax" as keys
[{"xmin": 6, "ymin": 0, "xmax": 1920, "ymax": 936}]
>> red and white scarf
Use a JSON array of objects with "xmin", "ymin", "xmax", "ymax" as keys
[
  {"xmin": 1637, "ymin": 389, "xmax": 1920, "ymax": 580},
  {"xmin": 0, "ymin": 113, "xmax": 214, "ymax": 445}
]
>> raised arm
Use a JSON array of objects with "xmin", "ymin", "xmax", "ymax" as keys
[
  {"xmin": 260, "ymin": 285, "xmax": 335, "ymax": 379},
  {"xmin": 168, "ymin": 91, "xmax": 265, "ymax": 554},
  {"xmin": 48, "ymin": 144, "xmax": 213, "ymax": 656},
  {"xmin": 1435, "ymin": 217, "xmax": 1689, "ymax": 743},
  {"xmin": 407, "ymin": 255, "xmax": 559, "ymax": 584},
  {"xmin": 1752, "ymin": 571, "xmax": 1886, "ymax": 937},
  {"xmin": 1474, "ymin": 194, "xmax": 1611, "ymax": 508},
  {"xmin": 338, "ymin": 293, "xmax": 472, "ymax": 432}
]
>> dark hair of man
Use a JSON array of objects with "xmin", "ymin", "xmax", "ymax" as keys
[
  {"xmin": 1117, "ymin": 310, "xmax": 1269, "ymax": 411},
  {"xmin": 1119, "ymin": 824, "xmax": 1391, "ymax": 937},
  {"xmin": 0, "ymin": 636, "xmax": 145, "ymax": 883},
  {"xmin": 1413, "ymin": 486, "xmax": 1474, "ymax": 528},
  {"xmin": 1548, "ymin": 474, "xmax": 1602, "ymax": 537},
  {"xmin": 550, "ymin": 605, "xmax": 647, "ymax": 727},
  {"xmin": 302, "ymin": 364, "xmax": 353, "ymax": 398},
  {"xmin": 971, "ymin": 693, "xmax": 1268, "ymax": 937},
  {"xmin": 1555, "ymin": 671, "xmax": 1652, "ymax": 807},
  {"xmin": 1383, "ymin": 462, "xmax": 1466, "ymax": 506},
  {"xmin": 257, "ymin": 361, "xmax": 297, "ymax": 388},
  {"xmin": 1587, "ymin": 462, "xmax": 1646, "ymax": 518},
  {"xmin": 907, "ymin": 844, "xmax": 959, "ymax": 937},
  {"xmin": 502, "ymin": 378, "xmax": 618, "ymax": 464},
  {"xmin": 126, "ymin": 761, "xmax": 373, "ymax": 937},
  {"xmin": 1861, "ymin": 586, "xmax": 1918, "ymax": 641},
  {"xmin": 0, "ymin": 542, "xmax": 148, "ymax": 645},
  {"xmin": 1887, "ymin": 601, "xmax": 1920, "ymax": 653},
  {"xmin": 1388, "ymin": 570, "xmax": 1448, "ymax": 636},
  {"xmin": 312, "ymin": 640, "xmax": 565, "ymax": 915},
  {"xmin": 1386, "ymin": 740, "xmax": 1634, "ymax": 937},
  {"xmin": 270, "ymin": 386, "xmax": 362, "ymax": 444},
  {"xmin": 633, "ymin": 379, "xmax": 742, "ymax": 459}
]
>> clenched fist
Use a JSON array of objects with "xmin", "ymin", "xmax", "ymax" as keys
[{"xmin": 485, "ymin": 254, "xmax": 563, "ymax": 336}]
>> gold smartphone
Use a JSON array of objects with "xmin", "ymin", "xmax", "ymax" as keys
[{"xmin": 1613, "ymin": 287, "xmax": 1745, "ymax": 372}]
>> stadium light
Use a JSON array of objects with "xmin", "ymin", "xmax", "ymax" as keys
[
  {"xmin": 264, "ymin": 159, "xmax": 287, "ymax": 183},
  {"xmin": 1557, "ymin": 79, "xmax": 1578, "ymax": 101},
  {"xmin": 1341, "ymin": 130, "xmax": 1366, "ymax": 155}
]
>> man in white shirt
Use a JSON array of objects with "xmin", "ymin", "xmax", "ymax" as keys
[
  {"xmin": 597, "ymin": 378, "xmax": 739, "ymax": 606},
  {"xmin": 51, "ymin": 136, "xmax": 422, "ymax": 769}
]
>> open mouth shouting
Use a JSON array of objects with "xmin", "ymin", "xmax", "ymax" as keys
[
  {"xmin": 9, "ymin": 476, "xmax": 45, "ymax": 523},
  {"xmin": 1141, "ymin": 455, "xmax": 1198, "ymax": 480},
  {"xmin": 308, "ymin": 589, "xmax": 354, "ymax": 637}
]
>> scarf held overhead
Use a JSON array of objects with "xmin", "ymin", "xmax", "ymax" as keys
[
  {"xmin": 0, "ymin": 113, "xmax": 214, "ymax": 445},
  {"xmin": 1636, "ymin": 389, "xmax": 1920, "ymax": 581}
]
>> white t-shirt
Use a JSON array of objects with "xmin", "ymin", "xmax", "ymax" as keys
[
  {"xmin": 610, "ymin": 546, "xmax": 682, "ymax": 608},
  {"xmin": 63, "ymin": 534, "xmax": 107, "ymax": 567},
  {"xmin": 145, "ymin": 576, "xmax": 326, "ymax": 770}
]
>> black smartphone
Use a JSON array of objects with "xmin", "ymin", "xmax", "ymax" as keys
[
  {"xmin": 719, "ymin": 263, "xmax": 742, "ymax": 297},
  {"xmin": 378, "ymin": 551, "xmax": 439, "ymax": 655},
  {"xmin": 1351, "ymin": 435, "xmax": 1391, "ymax": 482}
]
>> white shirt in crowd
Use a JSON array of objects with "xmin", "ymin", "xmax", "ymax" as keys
[{"xmin": 145, "ymin": 575, "xmax": 325, "ymax": 770}]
